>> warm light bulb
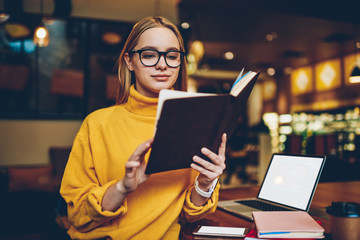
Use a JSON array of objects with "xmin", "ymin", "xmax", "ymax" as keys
[
  {"xmin": 224, "ymin": 51, "xmax": 234, "ymax": 60},
  {"xmin": 267, "ymin": 67, "xmax": 276, "ymax": 76},
  {"xmin": 33, "ymin": 24, "xmax": 50, "ymax": 47},
  {"xmin": 36, "ymin": 27, "xmax": 47, "ymax": 39},
  {"xmin": 181, "ymin": 22, "xmax": 190, "ymax": 29}
]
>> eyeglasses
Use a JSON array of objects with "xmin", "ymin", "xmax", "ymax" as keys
[{"xmin": 130, "ymin": 49, "xmax": 185, "ymax": 68}]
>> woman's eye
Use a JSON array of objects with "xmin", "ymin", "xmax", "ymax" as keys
[
  {"xmin": 142, "ymin": 51, "xmax": 157, "ymax": 59},
  {"xmin": 167, "ymin": 53, "xmax": 180, "ymax": 60}
]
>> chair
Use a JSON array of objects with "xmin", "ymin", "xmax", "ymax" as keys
[
  {"xmin": 49, "ymin": 147, "xmax": 72, "ymax": 181},
  {"xmin": 49, "ymin": 147, "xmax": 72, "ymax": 240},
  {"xmin": 53, "ymin": 194, "xmax": 71, "ymax": 240}
]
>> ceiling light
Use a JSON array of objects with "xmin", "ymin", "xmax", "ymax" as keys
[
  {"xmin": 284, "ymin": 67, "xmax": 293, "ymax": 75},
  {"xmin": 265, "ymin": 32, "xmax": 278, "ymax": 42},
  {"xmin": 102, "ymin": 32, "xmax": 122, "ymax": 45},
  {"xmin": 33, "ymin": 0, "xmax": 49, "ymax": 47},
  {"xmin": 267, "ymin": 67, "xmax": 276, "ymax": 76},
  {"xmin": 224, "ymin": 51, "xmax": 234, "ymax": 60},
  {"xmin": 0, "ymin": 13, "xmax": 10, "ymax": 23},
  {"xmin": 181, "ymin": 22, "xmax": 190, "ymax": 29},
  {"xmin": 33, "ymin": 23, "xmax": 49, "ymax": 47}
]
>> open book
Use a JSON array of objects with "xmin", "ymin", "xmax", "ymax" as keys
[{"xmin": 145, "ymin": 69, "xmax": 260, "ymax": 174}]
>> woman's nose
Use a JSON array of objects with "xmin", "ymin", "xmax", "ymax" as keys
[{"xmin": 155, "ymin": 55, "xmax": 167, "ymax": 69}]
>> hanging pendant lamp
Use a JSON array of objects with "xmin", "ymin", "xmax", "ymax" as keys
[
  {"xmin": 349, "ymin": 26, "xmax": 360, "ymax": 83},
  {"xmin": 349, "ymin": 65, "xmax": 360, "ymax": 83},
  {"xmin": 33, "ymin": 0, "xmax": 49, "ymax": 47}
]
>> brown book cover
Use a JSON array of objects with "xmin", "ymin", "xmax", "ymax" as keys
[
  {"xmin": 252, "ymin": 211, "xmax": 325, "ymax": 239},
  {"xmin": 145, "ymin": 71, "xmax": 259, "ymax": 174}
]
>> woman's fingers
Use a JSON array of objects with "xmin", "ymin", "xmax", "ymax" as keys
[
  {"xmin": 192, "ymin": 156, "xmax": 223, "ymax": 176},
  {"xmin": 218, "ymin": 133, "xmax": 227, "ymax": 159},
  {"xmin": 130, "ymin": 138, "xmax": 154, "ymax": 162},
  {"xmin": 192, "ymin": 133, "xmax": 227, "ymax": 184},
  {"xmin": 125, "ymin": 161, "xmax": 141, "ymax": 171},
  {"xmin": 126, "ymin": 138, "xmax": 153, "ymax": 167},
  {"xmin": 124, "ymin": 138, "xmax": 153, "ymax": 181},
  {"xmin": 199, "ymin": 147, "xmax": 226, "ymax": 168}
]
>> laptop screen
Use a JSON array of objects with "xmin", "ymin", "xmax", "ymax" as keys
[{"xmin": 257, "ymin": 154, "xmax": 326, "ymax": 211}]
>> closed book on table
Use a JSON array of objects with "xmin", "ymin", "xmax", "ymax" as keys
[
  {"xmin": 252, "ymin": 211, "xmax": 324, "ymax": 239},
  {"xmin": 145, "ymin": 70, "xmax": 259, "ymax": 174}
]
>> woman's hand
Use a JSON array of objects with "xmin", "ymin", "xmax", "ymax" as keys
[
  {"xmin": 102, "ymin": 138, "xmax": 153, "ymax": 212},
  {"xmin": 190, "ymin": 133, "xmax": 227, "ymax": 205},
  {"xmin": 122, "ymin": 138, "xmax": 154, "ymax": 193}
]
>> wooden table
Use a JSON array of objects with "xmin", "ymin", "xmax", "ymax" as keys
[{"xmin": 180, "ymin": 181, "xmax": 360, "ymax": 239}]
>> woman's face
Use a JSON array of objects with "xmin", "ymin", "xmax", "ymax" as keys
[{"xmin": 125, "ymin": 27, "xmax": 181, "ymax": 98}]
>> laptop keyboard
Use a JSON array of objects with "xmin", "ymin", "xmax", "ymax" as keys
[{"xmin": 235, "ymin": 200, "xmax": 292, "ymax": 211}]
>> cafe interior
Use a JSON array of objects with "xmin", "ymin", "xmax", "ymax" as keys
[{"xmin": 0, "ymin": 0, "xmax": 360, "ymax": 239}]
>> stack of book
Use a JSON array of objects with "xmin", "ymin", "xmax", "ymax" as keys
[{"xmin": 245, "ymin": 211, "xmax": 325, "ymax": 239}]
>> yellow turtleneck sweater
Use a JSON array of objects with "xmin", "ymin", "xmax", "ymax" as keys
[{"xmin": 60, "ymin": 86, "xmax": 219, "ymax": 240}]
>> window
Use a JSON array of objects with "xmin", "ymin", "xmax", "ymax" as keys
[{"xmin": 0, "ymin": 16, "xmax": 132, "ymax": 119}]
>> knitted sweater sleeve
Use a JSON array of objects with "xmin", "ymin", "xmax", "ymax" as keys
[
  {"xmin": 181, "ymin": 182, "xmax": 220, "ymax": 223},
  {"xmin": 59, "ymin": 120, "xmax": 127, "ymax": 233}
]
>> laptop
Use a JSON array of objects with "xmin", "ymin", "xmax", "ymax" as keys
[{"xmin": 217, "ymin": 153, "xmax": 326, "ymax": 221}]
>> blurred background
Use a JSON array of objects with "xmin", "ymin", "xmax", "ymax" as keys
[{"xmin": 0, "ymin": 0, "xmax": 360, "ymax": 239}]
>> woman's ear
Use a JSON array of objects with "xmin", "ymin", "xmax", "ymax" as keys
[{"xmin": 124, "ymin": 53, "xmax": 134, "ymax": 71}]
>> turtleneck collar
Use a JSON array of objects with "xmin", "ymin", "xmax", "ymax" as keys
[{"xmin": 124, "ymin": 85, "xmax": 158, "ymax": 116}]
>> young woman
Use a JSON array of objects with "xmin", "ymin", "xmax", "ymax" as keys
[{"xmin": 60, "ymin": 16, "xmax": 226, "ymax": 240}]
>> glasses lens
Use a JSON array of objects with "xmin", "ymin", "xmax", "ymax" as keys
[
  {"xmin": 166, "ymin": 51, "xmax": 182, "ymax": 67},
  {"xmin": 140, "ymin": 50, "xmax": 159, "ymax": 66},
  {"xmin": 139, "ymin": 50, "xmax": 183, "ymax": 67}
]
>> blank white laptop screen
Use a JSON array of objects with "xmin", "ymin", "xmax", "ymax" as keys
[{"xmin": 258, "ymin": 154, "xmax": 324, "ymax": 210}]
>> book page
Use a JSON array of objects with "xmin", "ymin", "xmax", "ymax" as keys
[
  {"xmin": 230, "ymin": 71, "xmax": 257, "ymax": 96},
  {"xmin": 230, "ymin": 68, "xmax": 244, "ymax": 91}
]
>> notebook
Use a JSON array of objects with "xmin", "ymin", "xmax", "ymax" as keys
[
  {"xmin": 252, "ymin": 211, "xmax": 325, "ymax": 238},
  {"xmin": 217, "ymin": 153, "xmax": 326, "ymax": 221}
]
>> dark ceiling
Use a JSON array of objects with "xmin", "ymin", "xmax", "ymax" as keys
[
  {"xmin": 2, "ymin": 0, "xmax": 360, "ymax": 79},
  {"xmin": 178, "ymin": 0, "xmax": 360, "ymax": 74}
]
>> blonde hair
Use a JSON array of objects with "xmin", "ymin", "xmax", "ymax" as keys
[{"xmin": 116, "ymin": 16, "xmax": 187, "ymax": 104}]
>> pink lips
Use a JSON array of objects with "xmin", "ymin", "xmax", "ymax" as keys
[{"xmin": 152, "ymin": 74, "xmax": 170, "ymax": 81}]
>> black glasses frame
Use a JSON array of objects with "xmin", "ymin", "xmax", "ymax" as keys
[{"xmin": 130, "ymin": 49, "xmax": 185, "ymax": 68}]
